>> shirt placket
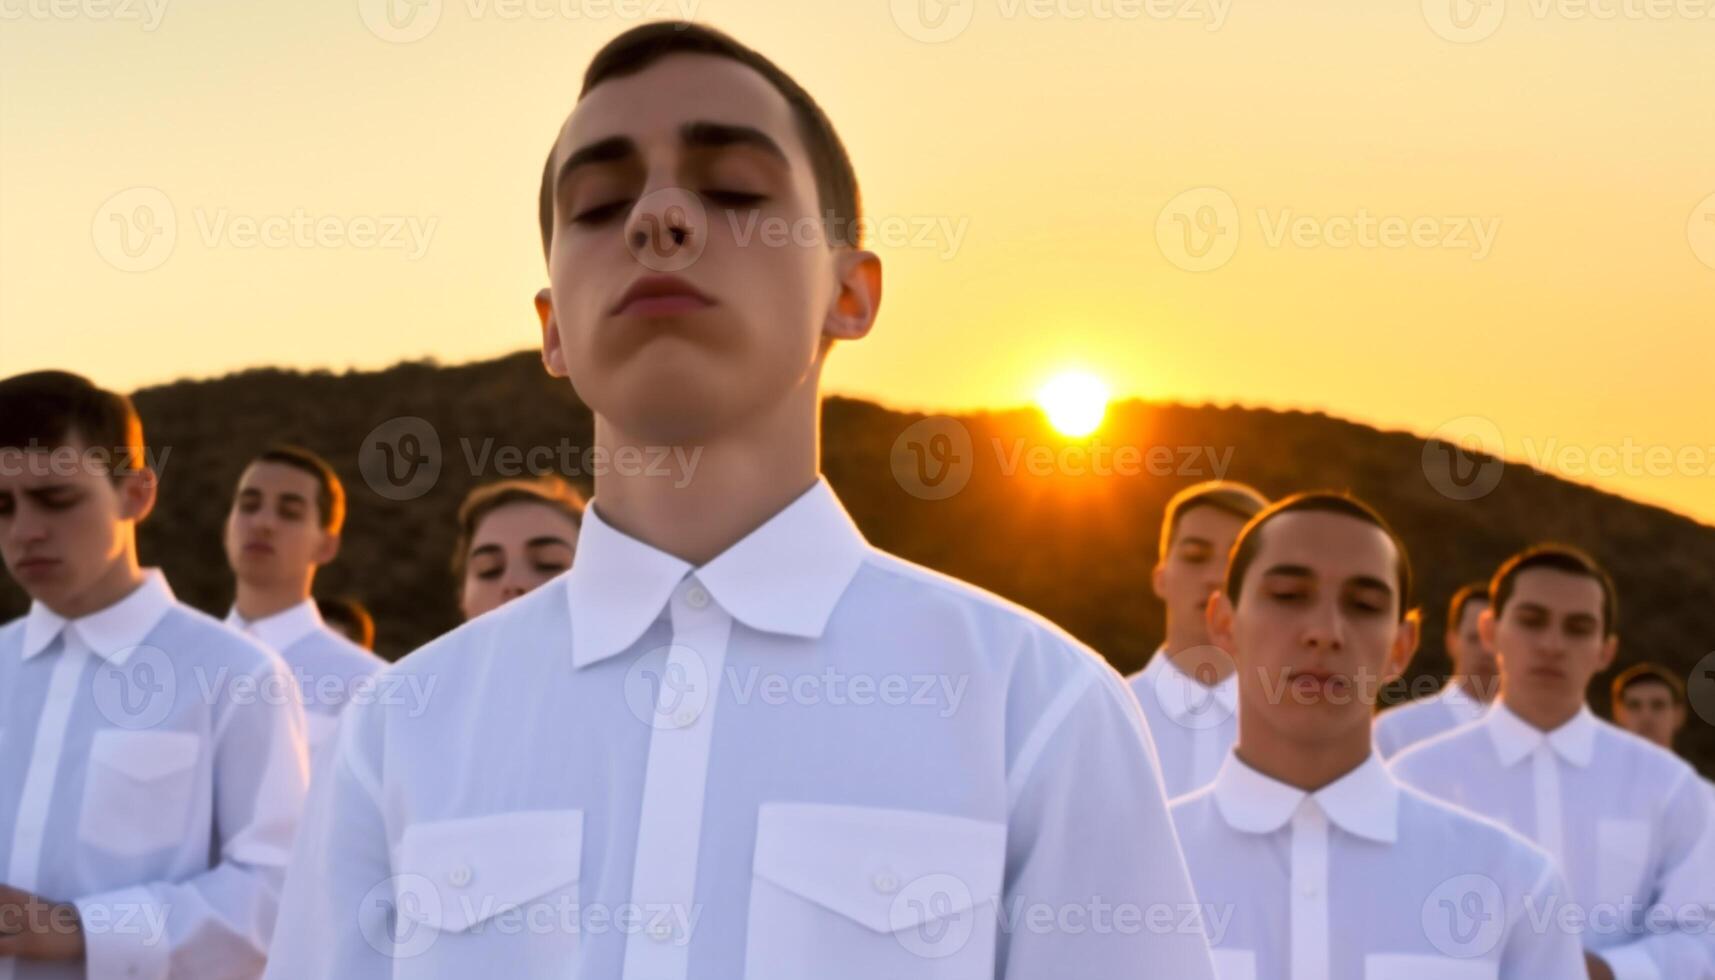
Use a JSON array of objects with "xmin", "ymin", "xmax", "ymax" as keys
[
  {"xmin": 1289, "ymin": 797, "xmax": 1330, "ymax": 980},
  {"xmin": 1530, "ymin": 742, "xmax": 1565, "ymax": 870},
  {"xmin": 621, "ymin": 577, "xmax": 733, "ymax": 980}
]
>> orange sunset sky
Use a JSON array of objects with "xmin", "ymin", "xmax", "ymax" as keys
[{"xmin": 2, "ymin": 0, "xmax": 1712, "ymax": 523}]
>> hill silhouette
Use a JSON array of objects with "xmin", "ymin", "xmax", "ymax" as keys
[{"xmin": 4, "ymin": 351, "xmax": 1710, "ymax": 775}]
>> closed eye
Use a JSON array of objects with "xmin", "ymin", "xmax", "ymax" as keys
[{"xmin": 572, "ymin": 199, "xmax": 634, "ymax": 226}]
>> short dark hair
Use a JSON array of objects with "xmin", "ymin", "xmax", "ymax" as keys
[
  {"xmin": 1611, "ymin": 661, "xmax": 1684, "ymax": 706},
  {"xmin": 452, "ymin": 477, "xmax": 587, "ymax": 579},
  {"xmin": 1489, "ymin": 544, "xmax": 1618, "ymax": 638},
  {"xmin": 1225, "ymin": 491, "xmax": 1415, "ymax": 621},
  {"xmin": 0, "ymin": 371, "xmax": 145, "ymax": 480},
  {"xmin": 246, "ymin": 445, "xmax": 345, "ymax": 534},
  {"xmin": 1158, "ymin": 481, "xmax": 1268, "ymax": 560},
  {"xmin": 316, "ymin": 595, "xmax": 375, "ymax": 651},
  {"xmin": 1447, "ymin": 582, "xmax": 1490, "ymax": 631},
  {"xmin": 537, "ymin": 21, "xmax": 862, "ymax": 260}
]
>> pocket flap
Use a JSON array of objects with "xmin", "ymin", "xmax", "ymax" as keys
[
  {"xmin": 753, "ymin": 803, "xmax": 1005, "ymax": 935},
  {"xmin": 394, "ymin": 809, "xmax": 584, "ymax": 933},
  {"xmin": 89, "ymin": 729, "xmax": 200, "ymax": 782}
]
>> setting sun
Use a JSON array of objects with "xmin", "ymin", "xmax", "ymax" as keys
[{"xmin": 1037, "ymin": 371, "xmax": 1111, "ymax": 438}]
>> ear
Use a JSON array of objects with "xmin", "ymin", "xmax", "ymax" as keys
[
  {"xmin": 537, "ymin": 288, "xmax": 567, "ymax": 378},
  {"xmin": 821, "ymin": 249, "xmax": 882, "ymax": 345},
  {"xmin": 1384, "ymin": 607, "xmax": 1422, "ymax": 686},
  {"xmin": 1478, "ymin": 605, "xmax": 1498, "ymax": 656},
  {"xmin": 119, "ymin": 467, "xmax": 158, "ymax": 525},
  {"xmin": 1207, "ymin": 590, "xmax": 1237, "ymax": 655},
  {"xmin": 1596, "ymin": 633, "xmax": 1618, "ymax": 673},
  {"xmin": 1150, "ymin": 560, "xmax": 1168, "ymax": 601},
  {"xmin": 313, "ymin": 530, "xmax": 341, "ymax": 567}
]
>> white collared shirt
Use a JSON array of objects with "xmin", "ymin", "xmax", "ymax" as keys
[
  {"xmin": 1392, "ymin": 702, "xmax": 1715, "ymax": 980},
  {"xmin": 1372, "ymin": 681, "xmax": 1489, "ymax": 760},
  {"xmin": 1127, "ymin": 648, "xmax": 1240, "ymax": 799},
  {"xmin": 1172, "ymin": 750, "xmax": 1585, "ymax": 980},
  {"xmin": 225, "ymin": 599, "xmax": 384, "ymax": 774},
  {"xmin": 263, "ymin": 479, "xmax": 1217, "ymax": 980},
  {"xmin": 0, "ymin": 570, "xmax": 309, "ymax": 980}
]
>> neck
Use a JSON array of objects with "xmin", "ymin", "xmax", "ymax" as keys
[
  {"xmin": 1235, "ymin": 713, "xmax": 1372, "ymax": 792},
  {"xmin": 1502, "ymin": 695, "xmax": 1584, "ymax": 733},
  {"xmin": 590, "ymin": 384, "xmax": 820, "ymax": 566},
  {"xmin": 234, "ymin": 580, "xmax": 311, "ymax": 623},
  {"xmin": 1162, "ymin": 630, "xmax": 1235, "ymax": 684},
  {"xmin": 53, "ymin": 550, "xmax": 147, "ymax": 619}
]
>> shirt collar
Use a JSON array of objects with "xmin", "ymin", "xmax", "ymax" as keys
[
  {"xmin": 564, "ymin": 478, "xmax": 868, "ymax": 669},
  {"xmin": 1439, "ymin": 681, "xmax": 1489, "ymax": 721},
  {"xmin": 1484, "ymin": 700, "xmax": 1598, "ymax": 768},
  {"xmin": 1213, "ymin": 751, "xmax": 1400, "ymax": 844},
  {"xmin": 22, "ymin": 568, "xmax": 175, "ymax": 664},
  {"xmin": 1143, "ymin": 647, "xmax": 1240, "ymax": 721},
  {"xmin": 226, "ymin": 599, "xmax": 325, "ymax": 651}
]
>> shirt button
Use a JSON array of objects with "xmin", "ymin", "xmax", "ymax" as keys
[
  {"xmin": 674, "ymin": 709, "xmax": 697, "ymax": 727},
  {"xmin": 873, "ymin": 871, "xmax": 900, "ymax": 894},
  {"xmin": 648, "ymin": 920, "xmax": 673, "ymax": 942},
  {"xmin": 448, "ymin": 865, "xmax": 473, "ymax": 888},
  {"xmin": 1299, "ymin": 882, "xmax": 1318, "ymax": 899},
  {"xmin": 685, "ymin": 585, "xmax": 710, "ymax": 609}
]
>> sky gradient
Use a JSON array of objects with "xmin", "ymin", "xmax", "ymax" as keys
[{"xmin": 3, "ymin": 0, "xmax": 1712, "ymax": 523}]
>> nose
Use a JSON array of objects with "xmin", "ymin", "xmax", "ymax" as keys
[
  {"xmin": 1300, "ymin": 598, "xmax": 1345, "ymax": 653},
  {"xmin": 624, "ymin": 185, "xmax": 708, "ymax": 273}
]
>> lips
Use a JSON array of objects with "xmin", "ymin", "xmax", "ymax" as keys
[
  {"xmin": 609, "ymin": 274, "xmax": 714, "ymax": 318},
  {"xmin": 1288, "ymin": 669, "xmax": 1350, "ymax": 700},
  {"xmin": 242, "ymin": 541, "xmax": 275, "ymax": 556},
  {"xmin": 13, "ymin": 556, "xmax": 60, "ymax": 578}
]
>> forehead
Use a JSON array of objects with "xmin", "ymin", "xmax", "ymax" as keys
[
  {"xmin": 1249, "ymin": 510, "xmax": 1398, "ymax": 583},
  {"xmin": 473, "ymin": 501, "xmax": 580, "ymax": 543},
  {"xmin": 1455, "ymin": 598, "xmax": 1489, "ymax": 626},
  {"xmin": 556, "ymin": 53, "xmax": 808, "ymax": 173},
  {"xmin": 1505, "ymin": 567, "xmax": 1604, "ymax": 615},
  {"xmin": 0, "ymin": 439, "xmax": 113, "ymax": 490},
  {"xmin": 1621, "ymin": 680, "xmax": 1674, "ymax": 702},
  {"xmin": 1173, "ymin": 503, "xmax": 1249, "ymax": 543},
  {"xmin": 238, "ymin": 460, "xmax": 320, "ymax": 497}
]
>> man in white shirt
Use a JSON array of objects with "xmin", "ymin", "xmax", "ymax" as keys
[
  {"xmin": 0, "ymin": 371, "xmax": 309, "ymax": 979},
  {"xmin": 1373, "ymin": 581, "xmax": 1497, "ymax": 759},
  {"xmin": 263, "ymin": 22, "xmax": 1216, "ymax": 980},
  {"xmin": 1171, "ymin": 492, "xmax": 1586, "ymax": 979},
  {"xmin": 222, "ymin": 445, "xmax": 385, "ymax": 774},
  {"xmin": 1126, "ymin": 481, "xmax": 1267, "ymax": 799},
  {"xmin": 1392, "ymin": 544, "xmax": 1715, "ymax": 980}
]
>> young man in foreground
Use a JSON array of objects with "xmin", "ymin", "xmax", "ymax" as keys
[
  {"xmin": 1372, "ymin": 581, "xmax": 1497, "ymax": 759},
  {"xmin": 1127, "ymin": 481, "xmax": 1267, "ymax": 798},
  {"xmin": 1393, "ymin": 546, "xmax": 1715, "ymax": 979},
  {"xmin": 1171, "ymin": 493, "xmax": 1585, "ymax": 978},
  {"xmin": 264, "ymin": 23, "xmax": 1216, "ymax": 979},
  {"xmin": 0, "ymin": 371, "xmax": 308, "ymax": 979},
  {"xmin": 223, "ymin": 445, "xmax": 384, "ymax": 775}
]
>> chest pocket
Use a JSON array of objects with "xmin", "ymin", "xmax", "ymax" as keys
[
  {"xmin": 389, "ymin": 809, "xmax": 584, "ymax": 979},
  {"xmin": 1364, "ymin": 953, "xmax": 1499, "ymax": 979},
  {"xmin": 77, "ymin": 729, "xmax": 201, "ymax": 857},
  {"xmin": 745, "ymin": 803, "xmax": 1005, "ymax": 980}
]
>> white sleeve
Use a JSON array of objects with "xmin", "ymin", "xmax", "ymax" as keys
[
  {"xmin": 1596, "ymin": 773, "xmax": 1715, "ymax": 980},
  {"xmin": 999, "ymin": 665, "xmax": 1216, "ymax": 979},
  {"xmin": 262, "ymin": 696, "xmax": 398, "ymax": 979},
  {"xmin": 74, "ymin": 657, "xmax": 310, "ymax": 980}
]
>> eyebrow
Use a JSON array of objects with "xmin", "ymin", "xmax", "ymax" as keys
[
  {"xmin": 1176, "ymin": 536, "xmax": 1214, "ymax": 549},
  {"xmin": 554, "ymin": 121, "xmax": 789, "ymax": 194},
  {"xmin": 276, "ymin": 492, "xmax": 308, "ymax": 507},
  {"xmin": 524, "ymin": 536, "xmax": 575, "ymax": 550}
]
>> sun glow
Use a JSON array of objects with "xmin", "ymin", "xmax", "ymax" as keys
[{"xmin": 1037, "ymin": 371, "xmax": 1110, "ymax": 438}]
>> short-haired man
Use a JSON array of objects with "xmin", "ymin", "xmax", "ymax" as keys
[
  {"xmin": 223, "ymin": 445, "xmax": 384, "ymax": 775},
  {"xmin": 1373, "ymin": 581, "xmax": 1497, "ymax": 759},
  {"xmin": 1127, "ymin": 480, "xmax": 1268, "ymax": 798},
  {"xmin": 263, "ymin": 23, "xmax": 1216, "ymax": 980},
  {"xmin": 0, "ymin": 371, "xmax": 308, "ymax": 978},
  {"xmin": 1393, "ymin": 545, "xmax": 1715, "ymax": 979}
]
